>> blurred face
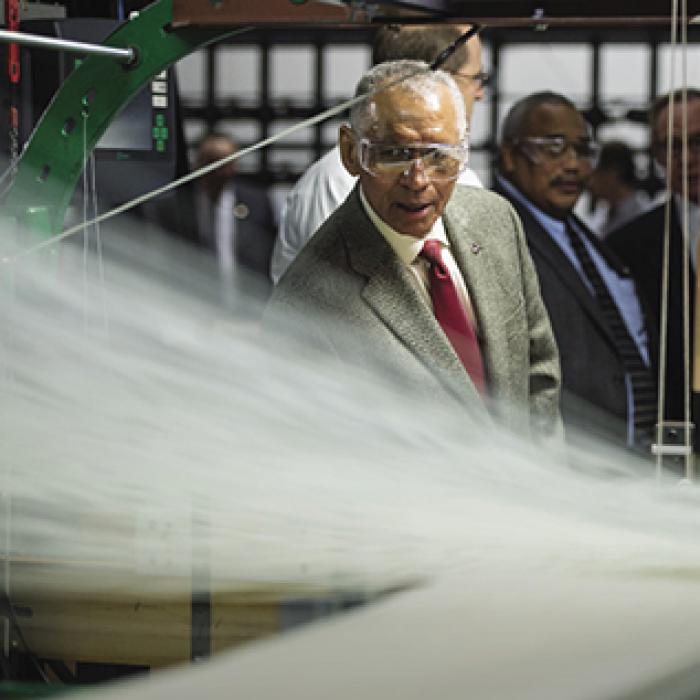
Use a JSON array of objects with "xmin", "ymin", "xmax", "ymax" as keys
[
  {"xmin": 450, "ymin": 33, "xmax": 485, "ymax": 121},
  {"xmin": 587, "ymin": 167, "xmax": 616, "ymax": 201},
  {"xmin": 501, "ymin": 103, "xmax": 593, "ymax": 220},
  {"xmin": 340, "ymin": 84, "xmax": 460, "ymax": 239},
  {"xmin": 653, "ymin": 98, "xmax": 700, "ymax": 203},
  {"xmin": 197, "ymin": 136, "xmax": 237, "ymax": 196}
]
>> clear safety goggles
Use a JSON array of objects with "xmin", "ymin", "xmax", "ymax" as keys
[
  {"xmin": 357, "ymin": 138, "xmax": 470, "ymax": 181},
  {"xmin": 515, "ymin": 136, "xmax": 600, "ymax": 164}
]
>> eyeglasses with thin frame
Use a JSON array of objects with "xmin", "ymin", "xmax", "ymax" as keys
[
  {"xmin": 356, "ymin": 137, "xmax": 470, "ymax": 181},
  {"xmin": 514, "ymin": 136, "xmax": 600, "ymax": 164},
  {"xmin": 452, "ymin": 70, "xmax": 491, "ymax": 88}
]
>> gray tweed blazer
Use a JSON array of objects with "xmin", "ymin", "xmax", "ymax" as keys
[{"xmin": 267, "ymin": 184, "xmax": 562, "ymax": 441}]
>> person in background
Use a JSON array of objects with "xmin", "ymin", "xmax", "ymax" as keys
[
  {"xmin": 267, "ymin": 61, "xmax": 562, "ymax": 443},
  {"xmin": 269, "ymin": 24, "xmax": 488, "ymax": 284},
  {"xmin": 607, "ymin": 89, "xmax": 700, "ymax": 429},
  {"xmin": 146, "ymin": 132, "xmax": 277, "ymax": 303},
  {"xmin": 193, "ymin": 133, "xmax": 276, "ymax": 286},
  {"xmin": 495, "ymin": 91, "xmax": 655, "ymax": 451},
  {"xmin": 585, "ymin": 140, "xmax": 651, "ymax": 238}
]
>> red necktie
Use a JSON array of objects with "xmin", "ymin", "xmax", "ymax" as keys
[{"xmin": 420, "ymin": 239, "xmax": 486, "ymax": 393}]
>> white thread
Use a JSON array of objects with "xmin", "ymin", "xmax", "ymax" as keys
[
  {"xmin": 656, "ymin": 0, "xmax": 680, "ymax": 479},
  {"xmin": 0, "ymin": 65, "xmax": 435, "ymax": 265}
]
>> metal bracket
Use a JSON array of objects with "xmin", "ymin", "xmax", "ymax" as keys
[{"xmin": 652, "ymin": 421, "xmax": 695, "ymax": 480}]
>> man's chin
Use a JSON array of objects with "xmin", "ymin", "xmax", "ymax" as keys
[
  {"xmin": 388, "ymin": 215, "xmax": 439, "ymax": 239},
  {"xmin": 689, "ymin": 179, "xmax": 699, "ymax": 202},
  {"xmin": 675, "ymin": 180, "xmax": 700, "ymax": 203},
  {"xmin": 396, "ymin": 223, "xmax": 436, "ymax": 239},
  {"xmin": 547, "ymin": 195, "xmax": 579, "ymax": 219}
]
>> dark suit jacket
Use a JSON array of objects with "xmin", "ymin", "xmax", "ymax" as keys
[
  {"xmin": 267, "ymin": 184, "xmax": 563, "ymax": 442},
  {"xmin": 144, "ymin": 179, "xmax": 276, "ymax": 289},
  {"xmin": 607, "ymin": 201, "xmax": 691, "ymax": 424},
  {"xmin": 495, "ymin": 181, "xmax": 654, "ymax": 445}
]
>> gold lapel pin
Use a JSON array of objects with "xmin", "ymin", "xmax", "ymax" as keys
[{"xmin": 233, "ymin": 203, "xmax": 249, "ymax": 220}]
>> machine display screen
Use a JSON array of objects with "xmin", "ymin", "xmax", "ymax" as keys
[{"xmin": 97, "ymin": 88, "xmax": 153, "ymax": 152}]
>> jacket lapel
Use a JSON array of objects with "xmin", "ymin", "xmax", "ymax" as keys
[
  {"xmin": 512, "ymin": 199, "xmax": 619, "ymax": 348},
  {"xmin": 339, "ymin": 188, "xmax": 482, "ymax": 406},
  {"xmin": 442, "ymin": 194, "xmax": 519, "ymax": 391}
]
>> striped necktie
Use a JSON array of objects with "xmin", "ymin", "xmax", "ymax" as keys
[
  {"xmin": 564, "ymin": 221, "xmax": 656, "ymax": 440},
  {"xmin": 421, "ymin": 239, "xmax": 486, "ymax": 393}
]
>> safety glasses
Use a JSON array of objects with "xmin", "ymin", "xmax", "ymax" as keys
[
  {"xmin": 357, "ymin": 138, "xmax": 470, "ymax": 181},
  {"xmin": 515, "ymin": 136, "xmax": 600, "ymax": 164}
]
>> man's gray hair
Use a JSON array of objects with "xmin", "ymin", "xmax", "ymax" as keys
[
  {"xmin": 500, "ymin": 91, "xmax": 577, "ymax": 145},
  {"xmin": 349, "ymin": 60, "xmax": 467, "ymax": 140}
]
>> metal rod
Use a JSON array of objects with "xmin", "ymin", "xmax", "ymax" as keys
[{"xmin": 0, "ymin": 29, "xmax": 135, "ymax": 63}]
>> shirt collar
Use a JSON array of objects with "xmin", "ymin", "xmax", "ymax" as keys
[
  {"xmin": 359, "ymin": 186, "xmax": 447, "ymax": 265},
  {"xmin": 673, "ymin": 191, "xmax": 700, "ymax": 224},
  {"xmin": 496, "ymin": 174, "xmax": 568, "ymax": 235},
  {"xmin": 673, "ymin": 192, "xmax": 700, "ymax": 266}
]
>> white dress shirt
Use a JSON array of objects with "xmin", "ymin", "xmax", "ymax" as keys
[
  {"xmin": 196, "ymin": 184, "xmax": 237, "ymax": 275},
  {"xmin": 358, "ymin": 187, "xmax": 477, "ymax": 330}
]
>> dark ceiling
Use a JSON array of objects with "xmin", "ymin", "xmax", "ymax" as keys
[
  {"xmin": 54, "ymin": 0, "xmax": 152, "ymax": 18},
  {"xmin": 54, "ymin": 0, "xmax": 700, "ymax": 22}
]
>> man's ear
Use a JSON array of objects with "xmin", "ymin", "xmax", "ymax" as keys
[
  {"xmin": 651, "ymin": 139, "xmax": 665, "ymax": 172},
  {"xmin": 339, "ymin": 125, "xmax": 362, "ymax": 177},
  {"xmin": 500, "ymin": 144, "xmax": 516, "ymax": 174}
]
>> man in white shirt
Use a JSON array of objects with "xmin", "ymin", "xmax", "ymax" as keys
[{"xmin": 270, "ymin": 24, "xmax": 487, "ymax": 284}]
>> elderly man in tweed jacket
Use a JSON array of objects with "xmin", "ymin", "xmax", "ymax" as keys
[{"xmin": 267, "ymin": 61, "xmax": 561, "ymax": 442}]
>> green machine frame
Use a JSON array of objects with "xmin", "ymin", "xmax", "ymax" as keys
[{"xmin": 2, "ymin": 0, "xmax": 235, "ymax": 236}]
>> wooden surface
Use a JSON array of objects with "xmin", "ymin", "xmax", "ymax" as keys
[
  {"xmin": 8, "ymin": 559, "xmax": 324, "ymax": 668},
  {"xmin": 171, "ymin": 0, "xmax": 700, "ymax": 27},
  {"xmin": 171, "ymin": 0, "xmax": 366, "ymax": 27}
]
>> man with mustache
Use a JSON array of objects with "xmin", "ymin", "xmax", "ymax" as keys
[
  {"xmin": 495, "ymin": 92, "xmax": 655, "ymax": 450},
  {"xmin": 607, "ymin": 90, "xmax": 700, "ymax": 432},
  {"xmin": 267, "ymin": 63, "xmax": 562, "ymax": 442}
]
